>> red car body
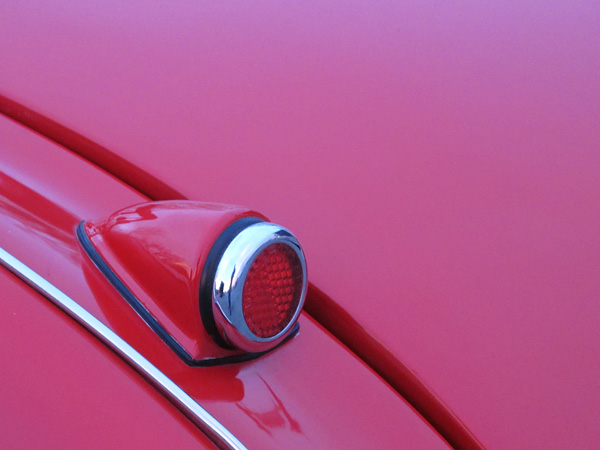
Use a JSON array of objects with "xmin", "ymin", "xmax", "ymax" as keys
[{"xmin": 0, "ymin": 1, "xmax": 598, "ymax": 448}]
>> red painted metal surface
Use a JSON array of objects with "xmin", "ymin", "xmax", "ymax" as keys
[
  {"xmin": 0, "ymin": 115, "xmax": 449, "ymax": 447},
  {"xmin": 0, "ymin": 265, "xmax": 217, "ymax": 449},
  {"xmin": 85, "ymin": 201, "xmax": 264, "ymax": 359},
  {"xmin": 1, "ymin": 2, "xmax": 599, "ymax": 448}
]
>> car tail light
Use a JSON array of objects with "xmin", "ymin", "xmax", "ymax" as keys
[
  {"xmin": 242, "ymin": 243, "xmax": 304, "ymax": 338},
  {"xmin": 201, "ymin": 221, "xmax": 307, "ymax": 352}
]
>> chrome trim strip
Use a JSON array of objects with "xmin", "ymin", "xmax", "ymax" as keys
[{"xmin": 0, "ymin": 247, "xmax": 247, "ymax": 450}]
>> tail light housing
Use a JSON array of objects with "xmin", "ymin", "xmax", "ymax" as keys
[{"xmin": 80, "ymin": 201, "xmax": 306, "ymax": 364}]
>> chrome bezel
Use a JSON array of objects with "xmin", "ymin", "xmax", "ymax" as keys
[{"xmin": 211, "ymin": 222, "xmax": 307, "ymax": 352}]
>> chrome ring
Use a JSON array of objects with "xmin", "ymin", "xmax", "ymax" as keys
[{"xmin": 211, "ymin": 222, "xmax": 307, "ymax": 352}]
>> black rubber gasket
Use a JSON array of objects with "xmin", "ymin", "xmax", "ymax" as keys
[{"xmin": 77, "ymin": 221, "xmax": 298, "ymax": 367}]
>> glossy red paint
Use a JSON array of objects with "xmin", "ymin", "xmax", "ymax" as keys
[
  {"xmin": 0, "ymin": 113, "xmax": 450, "ymax": 447},
  {"xmin": 2, "ymin": 2, "xmax": 599, "ymax": 448},
  {"xmin": 0, "ymin": 261, "xmax": 217, "ymax": 449},
  {"xmin": 85, "ymin": 201, "xmax": 265, "ymax": 359}
]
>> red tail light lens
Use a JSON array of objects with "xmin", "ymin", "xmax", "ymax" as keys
[
  {"xmin": 242, "ymin": 243, "xmax": 303, "ymax": 338},
  {"xmin": 205, "ymin": 221, "xmax": 307, "ymax": 352}
]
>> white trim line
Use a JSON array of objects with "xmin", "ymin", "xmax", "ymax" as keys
[{"xmin": 0, "ymin": 247, "xmax": 247, "ymax": 450}]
